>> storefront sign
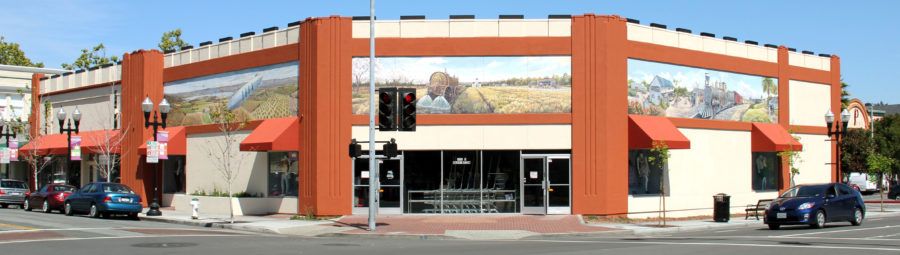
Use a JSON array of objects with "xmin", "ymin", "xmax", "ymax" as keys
[
  {"xmin": 70, "ymin": 136, "xmax": 81, "ymax": 161},
  {"xmin": 530, "ymin": 171, "xmax": 538, "ymax": 179},
  {"xmin": 361, "ymin": 171, "xmax": 370, "ymax": 179},
  {"xmin": 9, "ymin": 140, "xmax": 17, "ymax": 162},
  {"xmin": 0, "ymin": 144, "xmax": 8, "ymax": 164},
  {"xmin": 158, "ymin": 131, "xmax": 169, "ymax": 160},
  {"xmin": 146, "ymin": 141, "xmax": 159, "ymax": 163},
  {"xmin": 452, "ymin": 158, "xmax": 471, "ymax": 165}
]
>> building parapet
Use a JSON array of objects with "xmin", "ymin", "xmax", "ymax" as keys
[
  {"xmin": 39, "ymin": 63, "xmax": 121, "ymax": 94},
  {"xmin": 164, "ymin": 24, "xmax": 300, "ymax": 68}
]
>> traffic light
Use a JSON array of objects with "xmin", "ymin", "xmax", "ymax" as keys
[
  {"xmin": 378, "ymin": 88, "xmax": 397, "ymax": 131},
  {"xmin": 398, "ymin": 88, "xmax": 416, "ymax": 131},
  {"xmin": 349, "ymin": 139, "xmax": 362, "ymax": 158},
  {"xmin": 382, "ymin": 139, "xmax": 398, "ymax": 158}
]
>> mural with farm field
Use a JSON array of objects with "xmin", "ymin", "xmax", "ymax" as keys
[
  {"xmin": 351, "ymin": 56, "xmax": 571, "ymax": 114},
  {"xmin": 163, "ymin": 62, "xmax": 298, "ymax": 126},
  {"xmin": 628, "ymin": 59, "xmax": 779, "ymax": 123}
]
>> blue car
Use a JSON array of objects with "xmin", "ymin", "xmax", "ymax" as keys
[
  {"xmin": 765, "ymin": 183, "xmax": 865, "ymax": 230},
  {"xmin": 64, "ymin": 182, "xmax": 143, "ymax": 219}
]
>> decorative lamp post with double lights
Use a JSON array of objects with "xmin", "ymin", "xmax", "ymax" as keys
[
  {"xmin": 825, "ymin": 109, "xmax": 851, "ymax": 180},
  {"xmin": 57, "ymin": 107, "xmax": 82, "ymax": 186},
  {"xmin": 142, "ymin": 97, "xmax": 170, "ymax": 216}
]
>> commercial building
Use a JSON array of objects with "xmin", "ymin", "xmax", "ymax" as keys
[{"xmin": 20, "ymin": 14, "xmax": 841, "ymax": 217}]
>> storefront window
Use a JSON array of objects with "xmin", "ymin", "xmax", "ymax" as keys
[
  {"xmin": 267, "ymin": 152, "xmax": 298, "ymax": 197},
  {"xmin": 752, "ymin": 152, "xmax": 780, "ymax": 191},
  {"xmin": 442, "ymin": 151, "xmax": 480, "ymax": 213},
  {"xmin": 163, "ymin": 156, "xmax": 186, "ymax": 193},
  {"xmin": 628, "ymin": 150, "xmax": 667, "ymax": 195},
  {"xmin": 404, "ymin": 151, "xmax": 441, "ymax": 213},
  {"xmin": 482, "ymin": 151, "xmax": 519, "ymax": 213}
]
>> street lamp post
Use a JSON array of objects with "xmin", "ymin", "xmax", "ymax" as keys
[
  {"xmin": 825, "ymin": 109, "xmax": 850, "ymax": 181},
  {"xmin": 57, "ymin": 107, "xmax": 81, "ymax": 187},
  {"xmin": 141, "ymin": 96, "xmax": 170, "ymax": 217}
]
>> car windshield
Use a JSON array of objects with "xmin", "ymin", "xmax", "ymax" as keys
[
  {"xmin": 780, "ymin": 186, "xmax": 824, "ymax": 198},
  {"xmin": 52, "ymin": 186, "xmax": 76, "ymax": 192},
  {"xmin": 1, "ymin": 180, "xmax": 27, "ymax": 189},
  {"xmin": 103, "ymin": 184, "xmax": 134, "ymax": 194}
]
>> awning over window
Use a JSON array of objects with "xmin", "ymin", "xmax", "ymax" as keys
[
  {"xmin": 138, "ymin": 126, "xmax": 187, "ymax": 156},
  {"xmin": 240, "ymin": 117, "xmax": 299, "ymax": 151},
  {"xmin": 751, "ymin": 123, "xmax": 803, "ymax": 152},
  {"xmin": 20, "ymin": 130, "xmax": 123, "ymax": 156},
  {"xmin": 628, "ymin": 115, "xmax": 691, "ymax": 149}
]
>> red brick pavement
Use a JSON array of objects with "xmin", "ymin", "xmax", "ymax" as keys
[
  {"xmin": 0, "ymin": 231, "xmax": 65, "ymax": 242},
  {"xmin": 334, "ymin": 215, "xmax": 611, "ymax": 235}
]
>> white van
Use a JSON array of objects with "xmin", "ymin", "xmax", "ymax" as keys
[{"xmin": 845, "ymin": 172, "xmax": 883, "ymax": 194}]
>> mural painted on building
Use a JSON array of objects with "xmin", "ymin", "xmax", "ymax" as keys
[
  {"xmin": 163, "ymin": 62, "xmax": 298, "ymax": 126},
  {"xmin": 351, "ymin": 56, "xmax": 571, "ymax": 114},
  {"xmin": 628, "ymin": 59, "xmax": 778, "ymax": 123}
]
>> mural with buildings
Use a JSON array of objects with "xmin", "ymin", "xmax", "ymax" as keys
[
  {"xmin": 163, "ymin": 62, "xmax": 298, "ymax": 126},
  {"xmin": 351, "ymin": 56, "xmax": 571, "ymax": 114},
  {"xmin": 627, "ymin": 59, "xmax": 778, "ymax": 123}
]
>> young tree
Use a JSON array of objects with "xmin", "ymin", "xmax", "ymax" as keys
[
  {"xmin": 204, "ymin": 102, "xmax": 248, "ymax": 223},
  {"xmin": 0, "ymin": 37, "xmax": 44, "ymax": 67},
  {"xmin": 15, "ymin": 87, "xmax": 53, "ymax": 190},
  {"xmin": 778, "ymin": 130, "xmax": 803, "ymax": 186},
  {"xmin": 83, "ymin": 88, "xmax": 126, "ymax": 183},
  {"xmin": 867, "ymin": 153, "xmax": 895, "ymax": 212},
  {"xmin": 648, "ymin": 141, "xmax": 671, "ymax": 226},
  {"xmin": 158, "ymin": 29, "xmax": 189, "ymax": 52},
  {"xmin": 61, "ymin": 43, "xmax": 119, "ymax": 70}
]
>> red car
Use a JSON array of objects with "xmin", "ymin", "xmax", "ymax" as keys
[{"xmin": 23, "ymin": 184, "xmax": 76, "ymax": 213}]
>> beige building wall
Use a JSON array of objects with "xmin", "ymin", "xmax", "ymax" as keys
[
  {"xmin": 351, "ymin": 124, "xmax": 571, "ymax": 150},
  {"xmin": 351, "ymin": 19, "xmax": 572, "ymax": 38},
  {"xmin": 43, "ymin": 85, "xmax": 121, "ymax": 133},
  {"xmin": 788, "ymin": 80, "xmax": 831, "ymax": 127},
  {"xmin": 791, "ymin": 134, "xmax": 832, "ymax": 185},
  {"xmin": 185, "ymin": 131, "xmax": 268, "ymax": 197},
  {"xmin": 628, "ymin": 128, "xmax": 779, "ymax": 218}
]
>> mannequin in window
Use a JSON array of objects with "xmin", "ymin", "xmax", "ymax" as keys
[
  {"xmin": 280, "ymin": 154, "xmax": 290, "ymax": 196},
  {"xmin": 756, "ymin": 154, "xmax": 767, "ymax": 190},
  {"xmin": 637, "ymin": 152, "xmax": 650, "ymax": 193}
]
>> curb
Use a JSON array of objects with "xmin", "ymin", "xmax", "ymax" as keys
[
  {"xmin": 138, "ymin": 216, "xmax": 280, "ymax": 234},
  {"xmin": 588, "ymin": 220, "xmax": 766, "ymax": 235}
]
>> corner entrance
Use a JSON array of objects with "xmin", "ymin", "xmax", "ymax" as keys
[
  {"xmin": 352, "ymin": 156, "xmax": 403, "ymax": 214},
  {"xmin": 521, "ymin": 154, "xmax": 571, "ymax": 215}
]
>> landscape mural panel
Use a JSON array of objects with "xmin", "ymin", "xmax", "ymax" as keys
[
  {"xmin": 163, "ymin": 62, "xmax": 298, "ymax": 126},
  {"xmin": 351, "ymin": 56, "xmax": 572, "ymax": 114},
  {"xmin": 628, "ymin": 59, "xmax": 779, "ymax": 123}
]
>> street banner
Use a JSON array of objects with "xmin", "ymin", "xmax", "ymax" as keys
[
  {"xmin": 0, "ymin": 144, "xmax": 8, "ymax": 164},
  {"xmin": 158, "ymin": 131, "xmax": 169, "ymax": 160},
  {"xmin": 9, "ymin": 140, "xmax": 18, "ymax": 161},
  {"xmin": 70, "ymin": 136, "xmax": 81, "ymax": 161},
  {"xmin": 146, "ymin": 141, "xmax": 159, "ymax": 163}
]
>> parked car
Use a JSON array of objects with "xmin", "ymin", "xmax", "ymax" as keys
[
  {"xmin": 0, "ymin": 179, "xmax": 29, "ymax": 208},
  {"xmin": 889, "ymin": 182, "xmax": 899, "ymax": 200},
  {"xmin": 845, "ymin": 172, "xmax": 884, "ymax": 194},
  {"xmin": 23, "ymin": 184, "xmax": 76, "ymax": 213},
  {"xmin": 64, "ymin": 182, "xmax": 142, "ymax": 219},
  {"xmin": 765, "ymin": 183, "xmax": 865, "ymax": 230}
]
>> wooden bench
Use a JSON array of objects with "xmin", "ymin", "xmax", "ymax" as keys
[{"xmin": 745, "ymin": 199, "xmax": 774, "ymax": 220}]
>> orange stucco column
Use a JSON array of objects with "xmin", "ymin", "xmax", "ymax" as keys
[
  {"xmin": 570, "ymin": 14, "xmax": 629, "ymax": 215},
  {"xmin": 830, "ymin": 55, "xmax": 842, "ymax": 182},
  {"xmin": 27, "ymin": 73, "xmax": 43, "ymax": 191},
  {"xmin": 776, "ymin": 46, "xmax": 792, "ymax": 192},
  {"xmin": 297, "ymin": 16, "xmax": 353, "ymax": 216},
  {"xmin": 119, "ymin": 50, "xmax": 165, "ymax": 206}
]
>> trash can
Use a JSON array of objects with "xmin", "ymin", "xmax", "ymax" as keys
[{"xmin": 713, "ymin": 193, "xmax": 730, "ymax": 222}]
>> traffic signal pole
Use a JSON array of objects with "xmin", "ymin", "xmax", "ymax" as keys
[{"xmin": 367, "ymin": 0, "xmax": 378, "ymax": 232}]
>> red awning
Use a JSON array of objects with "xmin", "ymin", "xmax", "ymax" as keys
[
  {"xmin": 19, "ymin": 130, "xmax": 123, "ymax": 156},
  {"xmin": 138, "ymin": 126, "xmax": 187, "ymax": 156},
  {"xmin": 752, "ymin": 123, "xmax": 803, "ymax": 152},
  {"xmin": 628, "ymin": 115, "xmax": 691, "ymax": 149},
  {"xmin": 240, "ymin": 117, "xmax": 299, "ymax": 151}
]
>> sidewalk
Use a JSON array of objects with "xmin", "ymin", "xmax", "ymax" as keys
[{"xmin": 138, "ymin": 208, "xmax": 345, "ymax": 236}]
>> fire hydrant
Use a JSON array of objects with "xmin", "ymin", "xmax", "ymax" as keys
[{"xmin": 190, "ymin": 198, "xmax": 200, "ymax": 220}]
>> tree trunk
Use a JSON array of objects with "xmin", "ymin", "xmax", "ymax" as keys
[
  {"xmin": 228, "ymin": 182, "xmax": 234, "ymax": 224},
  {"xmin": 880, "ymin": 173, "xmax": 885, "ymax": 212}
]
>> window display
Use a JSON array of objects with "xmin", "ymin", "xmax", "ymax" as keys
[
  {"xmin": 628, "ymin": 150, "xmax": 667, "ymax": 195},
  {"xmin": 267, "ymin": 152, "xmax": 298, "ymax": 197},
  {"xmin": 752, "ymin": 152, "xmax": 780, "ymax": 191}
]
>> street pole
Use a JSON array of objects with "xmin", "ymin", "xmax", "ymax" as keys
[{"xmin": 367, "ymin": 0, "xmax": 378, "ymax": 232}]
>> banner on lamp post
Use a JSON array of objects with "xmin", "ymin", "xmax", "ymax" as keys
[
  {"xmin": 158, "ymin": 131, "xmax": 168, "ymax": 160},
  {"xmin": 9, "ymin": 140, "xmax": 18, "ymax": 162},
  {"xmin": 70, "ymin": 136, "xmax": 81, "ymax": 161},
  {"xmin": 146, "ymin": 141, "xmax": 159, "ymax": 163},
  {"xmin": 0, "ymin": 144, "xmax": 8, "ymax": 164}
]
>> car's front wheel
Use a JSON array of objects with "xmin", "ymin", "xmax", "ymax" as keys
[
  {"xmin": 810, "ymin": 210, "xmax": 826, "ymax": 229},
  {"xmin": 850, "ymin": 208, "xmax": 864, "ymax": 226},
  {"xmin": 88, "ymin": 204, "xmax": 100, "ymax": 218},
  {"xmin": 768, "ymin": 224, "xmax": 780, "ymax": 230},
  {"xmin": 64, "ymin": 202, "xmax": 74, "ymax": 216},
  {"xmin": 23, "ymin": 199, "xmax": 31, "ymax": 211}
]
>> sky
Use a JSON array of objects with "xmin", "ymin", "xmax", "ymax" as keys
[{"xmin": 0, "ymin": 0, "xmax": 897, "ymax": 103}]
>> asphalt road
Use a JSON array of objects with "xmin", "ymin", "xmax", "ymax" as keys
[{"xmin": 3, "ymin": 206, "xmax": 900, "ymax": 255}]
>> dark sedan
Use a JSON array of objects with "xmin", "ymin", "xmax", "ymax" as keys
[
  {"xmin": 765, "ymin": 183, "xmax": 865, "ymax": 230},
  {"xmin": 23, "ymin": 184, "xmax": 76, "ymax": 213},
  {"xmin": 64, "ymin": 182, "xmax": 142, "ymax": 219}
]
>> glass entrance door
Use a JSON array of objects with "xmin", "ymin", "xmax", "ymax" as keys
[
  {"xmin": 352, "ymin": 156, "xmax": 403, "ymax": 214},
  {"xmin": 521, "ymin": 155, "xmax": 571, "ymax": 215}
]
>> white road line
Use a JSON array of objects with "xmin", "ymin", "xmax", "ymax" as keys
[
  {"xmin": 714, "ymin": 230, "xmax": 737, "ymax": 233},
  {"xmin": 521, "ymin": 239, "xmax": 900, "ymax": 252},
  {"xmin": 777, "ymin": 225, "xmax": 900, "ymax": 237},
  {"xmin": 672, "ymin": 235, "xmax": 900, "ymax": 242},
  {"xmin": 0, "ymin": 234, "xmax": 246, "ymax": 245},
  {"xmin": 865, "ymin": 232, "xmax": 900, "ymax": 239}
]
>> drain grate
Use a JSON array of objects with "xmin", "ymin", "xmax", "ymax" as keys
[{"xmin": 132, "ymin": 242, "xmax": 198, "ymax": 248}]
